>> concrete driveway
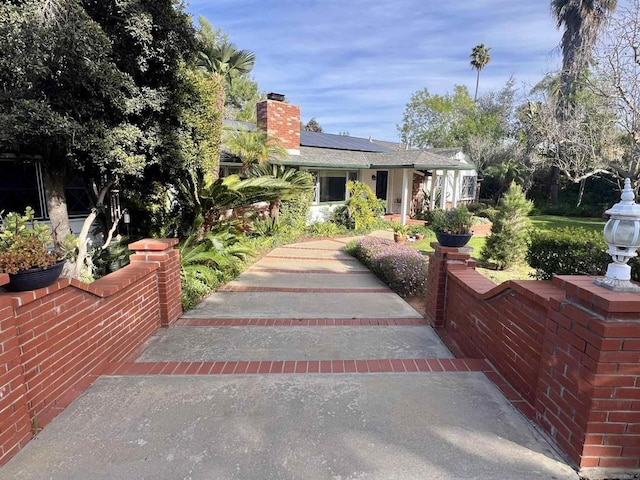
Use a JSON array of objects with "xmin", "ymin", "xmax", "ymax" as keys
[{"xmin": 0, "ymin": 236, "xmax": 578, "ymax": 480}]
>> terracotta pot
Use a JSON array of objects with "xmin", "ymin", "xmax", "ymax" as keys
[{"xmin": 393, "ymin": 234, "xmax": 407, "ymax": 244}]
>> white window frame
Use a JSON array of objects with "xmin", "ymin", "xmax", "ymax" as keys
[
  {"xmin": 308, "ymin": 169, "xmax": 359, "ymax": 205},
  {"xmin": 460, "ymin": 175, "xmax": 477, "ymax": 200}
]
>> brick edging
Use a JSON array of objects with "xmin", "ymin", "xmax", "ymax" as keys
[
  {"xmin": 174, "ymin": 318, "xmax": 428, "ymax": 326},
  {"xmin": 104, "ymin": 357, "xmax": 491, "ymax": 376},
  {"xmin": 217, "ymin": 286, "xmax": 392, "ymax": 293}
]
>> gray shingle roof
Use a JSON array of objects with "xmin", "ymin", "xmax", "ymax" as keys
[
  {"xmin": 279, "ymin": 146, "xmax": 474, "ymax": 171},
  {"xmin": 221, "ymin": 129, "xmax": 474, "ymax": 171}
]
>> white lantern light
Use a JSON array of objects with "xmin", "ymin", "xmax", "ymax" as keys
[{"xmin": 594, "ymin": 179, "xmax": 640, "ymax": 292}]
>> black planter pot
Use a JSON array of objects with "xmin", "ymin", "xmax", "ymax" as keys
[
  {"xmin": 435, "ymin": 232, "xmax": 472, "ymax": 248},
  {"xmin": 5, "ymin": 260, "xmax": 65, "ymax": 292}
]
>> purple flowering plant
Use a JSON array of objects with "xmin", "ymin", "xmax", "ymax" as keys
[{"xmin": 349, "ymin": 237, "xmax": 428, "ymax": 297}]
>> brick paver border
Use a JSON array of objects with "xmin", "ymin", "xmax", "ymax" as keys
[
  {"xmin": 174, "ymin": 318, "xmax": 428, "ymax": 326},
  {"xmin": 246, "ymin": 268, "xmax": 370, "ymax": 274},
  {"xmin": 105, "ymin": 357, "xmax": 491, "ymax": 376},
  {"xmin": 218, "ymin": 286, "xmax": 392, "ymax": 293}
]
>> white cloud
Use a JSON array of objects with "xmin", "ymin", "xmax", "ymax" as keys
[{"xmin": 187, "ymin": 0, "xmax": 566, "ymax": 139}]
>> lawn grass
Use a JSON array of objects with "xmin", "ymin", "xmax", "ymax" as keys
[
  {"xmin": 412, "ymin": 215, "xmax": 605, "ymax": 284},
  {"xmin": 529, "ymin": 215, "xmax": 605, "ymax": 232}
]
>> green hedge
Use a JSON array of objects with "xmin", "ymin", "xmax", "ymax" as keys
[{"xmin": 527, "ymin": 227, "xmax": 640, "ymax": 281}]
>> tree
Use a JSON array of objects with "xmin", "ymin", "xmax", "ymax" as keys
[
  {"xmin": 399, "ymin": 80, "xmax": 516, "ymax": 155},
  {"xmin": 196, "ymin": 17, "xmax": 255, "ymax": 90},
  {"xmin": 592, "ymin": 0, "xmax": 640, "ymax": 192},
  {"xmin": 470, "ymin": 44, "xmax": 491, "ymax": 101},
  {"xmin": 399, "ymin": 85, "xmax": 476, "ymax": 148},
  {"xmin": 0, "ymin": 0, "xmax": 132, "ymax": 243},
  {"xmin": 549, "ymin": 0, "xmax": 618, "ymax": 204},
  {"xmin": 519, "ymin": 84, "xmax": 619, "ymax": 205},
  {"xmin": 480, "ymin": 182, "xmax": 533, "ymax": 269},
  {"xmin": 246, "ymin": 163, "xmax": 314, "ymax": 219},
  {"xmin": 224, "ymin": 131, "xmax": 287, "ymax": 173},
  {"xmin": 195, "ymin": 17, "xmax": 260, "ymax": 122},
  {"xmin": 303, "ymin": 118, "xmax": 323, "ymax": 132}
]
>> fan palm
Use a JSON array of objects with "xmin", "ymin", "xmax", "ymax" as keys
[
  {"xmin": 470, "ymin": 44, "xmax": 491, "ymax": 101},
  {"xmin": 551, "ymin": 0, "xmax": 617, "ymax": 112},
  {"xmin": 225, "ymin": 130, "xmax": 287, "ymax": 173},
  {"xmin": 549, "ymin": 0, "xmax": 617, "ymax": 204},
  {"xmin": 197, "ymin": 39, "xmax": 256, "ymax": 89},
  {"xmin": 246, "ymin": 163, "xmax": 314, "ymax": 218}
]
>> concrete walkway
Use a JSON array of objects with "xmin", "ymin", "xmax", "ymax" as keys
[{"xmin": 0, "ymin": 235, "xmax": 578, "ymax": 480}]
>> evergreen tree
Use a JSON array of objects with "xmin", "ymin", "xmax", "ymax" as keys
[{"xmin": 480, "ymin": 182, "xmax": 533, "ymax": 270}]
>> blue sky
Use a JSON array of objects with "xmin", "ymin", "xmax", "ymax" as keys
[{"xmin": 186, "ymin": 0, "xmax": 566, "ymax": 141}]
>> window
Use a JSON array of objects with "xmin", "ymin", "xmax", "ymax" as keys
[
  {"xmin": 310, "ymin": 170, "xmax": 358, "ymax": 204},
  {"xmin": 461, "ymin": 175, "xmax": 477, "ymax": 200},
  {"xmin": 0, "ymin": 160, "xmax": 46, "ymax": 217},
  {"xmin": 0, "ymin": 159, "xmax": 91, "ymax": 218}
]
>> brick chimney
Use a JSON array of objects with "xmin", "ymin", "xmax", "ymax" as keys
[{"xmin": 256, "ymin": 93, "xmax": 300, "ymax": 155}]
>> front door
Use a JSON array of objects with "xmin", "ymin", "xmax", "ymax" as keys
[{"xmin": 375, "ymin": 171, "xmax": 388, "ymax": 207}]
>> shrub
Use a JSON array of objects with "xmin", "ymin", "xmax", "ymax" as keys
[
  {"xmin": 180, "ymin": 225, "xmax": 255, "ymax": 310},
  {"xmin": 306, "ymin": 221, "xmax": 341, "ymax": 237},
  {"xmin": 279, "ymin": 187, "xmax": 313, "ymax": 229},
  {"xmin": 481, "ymin": 182, "xmax": 533, "ymax": 269},
  {"xmin": 350, "ymin": 236, "xmax": 428, "ymax": 297},
  {"xmin": 527, "ymin": 227, "xmax": 609, "ymax": 280},
  {"xmin": 332, "ymin": 181, "xmax": 380, "ymax": 231}
]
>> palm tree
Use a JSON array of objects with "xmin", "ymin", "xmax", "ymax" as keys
[
  {"xmin": 551, "ymin": 0, "xmax": 618, "ymax": 113},
  {"xmin": 470, "ymin": 44, "xmax": 491, "ymax": 101},
  {"xmin": 224, "ymin": 130, "xmax": 287, "ymax": 173},
  {"xmin": 197, "ymin": 39, "xmax": 256, "ymax": 89},
  {"xmin": 246, "ymin": 163, "xmax": 314, "ymax": 218},
  {"xmin": 549, "ymin": 0, "xmax": 617, "ymax": 204}
]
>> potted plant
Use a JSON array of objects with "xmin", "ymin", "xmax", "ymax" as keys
[
  {"xmin": 0, "ymin": 207, "xmax": 66, "ymax": 291},
  {"xmin": 392, "ymin": 222, "xmax": 410, "ymax": 243},
  {"xmin": 428, "ymin": 207, "xmax": 474, "ymax": 247},
  {"xmin": 409, "ymin": 224, "xmax": 429, "ymax": 241}
]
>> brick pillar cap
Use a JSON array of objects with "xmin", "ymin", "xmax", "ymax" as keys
[
  {"xmin": 432, "ymin": 243, "xmax": 473, "ymax": 256},
  {"xmin": 128, "ymin": 238, "xmax": 179, "ymax": 251}
]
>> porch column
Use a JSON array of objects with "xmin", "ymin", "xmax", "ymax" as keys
[
  {"xmin": 439, "ymin": 169, "xmax": 448, "ymax": 209},
  {"xmin": 429, "ymin": 170, "xmax": 437, "ymax": 210},
  {"xmin": 401, "ymin": 169, "xmax": 410, "ymax": 226},
  {"xmin": 451, "ymin": 170, "xmax": 460, "ymax": 208}
]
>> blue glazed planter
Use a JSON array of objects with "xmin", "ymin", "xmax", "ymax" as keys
[
  {"xmin": 435, "ymin": 232, "xmax": 472, "ymax": 248},
  {"xmin": 6, "ymin": 260, "xmax": 65, "ymax": 292}
]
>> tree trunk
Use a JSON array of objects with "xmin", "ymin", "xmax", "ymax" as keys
[
  {"xmin": 42, "ymin": 169, "xmax": 71, "ymax": 244},
  {"xmin": 548, "ymin": 166, "xmax": 560, "ymax": 206},
  {"xmin": 577, "ymin": 178, "xmax": 586, "ymax": 207},
  {"xmin": 474, "ymin": 70, "xmax": 480, "ymax": 102},
  {"xmin": 269, "ymin": 199, "xmax": 280, "ymax": 219}
]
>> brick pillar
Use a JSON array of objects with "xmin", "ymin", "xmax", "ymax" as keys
[
  {"xmin": 424, "ymin": 243, "xmax": 474, "ymax": 327},
  {"xmin": 538, "ymin": 276, "xmax": 640, "ymax": 478},
  {"xmin": 0, "ymin": 274, "xmax": 32, "ymax": 466},
  {"xmin": 129, "ymin": 239, "xmax": 182, "ymax": 327}
]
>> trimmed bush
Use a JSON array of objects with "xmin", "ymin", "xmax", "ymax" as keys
[
  {"xmin": 349, "ymin": 236, "xmax": 428, "ymax": 297},
  {"xmin": 527, "ymin": 227, "xmax": 609, "ymax": 280}
]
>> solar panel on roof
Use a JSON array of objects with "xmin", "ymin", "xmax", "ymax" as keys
[{"xmin": 300, "ymin": 131, "xmax": 393, "ymax": 153}]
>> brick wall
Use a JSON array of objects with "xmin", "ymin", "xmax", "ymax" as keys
[
  {"xmin": 0, "ymin": 274, "xmax": 31, "ymax": 465},
  {"xmin": 0, "ymin": 239, "xmax": 181, "ymax": 466},
  {"xmin": 256, "ymin": 99, "xmax": 301, "ymax": 152},
  {"xmin": 425, "ymin": 245, "xmax": 640, "ymax": 479}
]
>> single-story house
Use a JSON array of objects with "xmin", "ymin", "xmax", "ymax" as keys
[{"xmin": 222, "ymin": 93, "xmax": 478, "ymax": 224}]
